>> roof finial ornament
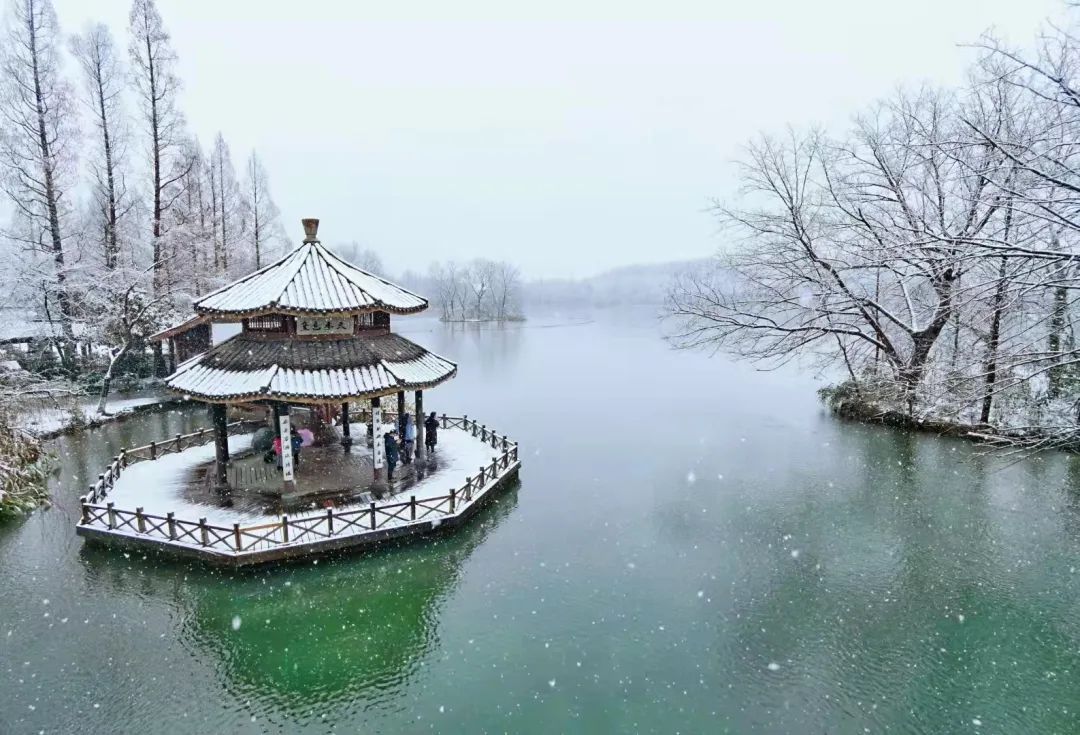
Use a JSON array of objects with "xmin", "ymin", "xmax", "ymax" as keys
[{"xmin": 302, "ymin": 218, "xmax": 320, "ymax": 243}]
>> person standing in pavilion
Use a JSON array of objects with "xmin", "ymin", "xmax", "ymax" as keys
[
  {"xmin": 384, "ymin": 430, "xmax": 400, "ymax": 483},
  {"xmin": 424, "ymin": 412, "xmax": 439, "ymax": 454}
]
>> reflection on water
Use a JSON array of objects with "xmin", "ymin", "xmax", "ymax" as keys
[
  {"xmin": 74, "ymin": 485, "xmax": 519, "ymax": 722},
  {"xmin": 3, "ymin": 310, "xmax": 1080, "ymax": 733}
]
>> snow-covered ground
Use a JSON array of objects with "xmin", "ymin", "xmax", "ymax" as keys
[
  {"xmin": 103, "ymin": 423, "xmax": 507, "ymax": 527},
  {"xmin": 17, "ymin": 394, "xmax": 168, "ymax": 436}
]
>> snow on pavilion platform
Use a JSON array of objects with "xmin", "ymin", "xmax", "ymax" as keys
[{"xmin": 76, "ymin": 415, "xmax": 520, "ymax": 566}]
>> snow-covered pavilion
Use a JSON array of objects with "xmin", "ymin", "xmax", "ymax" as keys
[{"xmin": 165, "ymin": 218, "xmax": 456, "ymax": 496}]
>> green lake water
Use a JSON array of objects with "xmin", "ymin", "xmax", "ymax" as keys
[{"xmin": 3, "ymin": 309, "xmax": 1080, "ymax": 733}]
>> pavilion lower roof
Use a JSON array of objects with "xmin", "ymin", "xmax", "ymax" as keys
[{"xmin": 165, "ymin": 332, "xmax": 456, "ymax": 403}]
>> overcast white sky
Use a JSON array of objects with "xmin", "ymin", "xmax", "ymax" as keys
[{"xmin": 54, "ymin": 0, "xmax": 1062, "ymax": 278}]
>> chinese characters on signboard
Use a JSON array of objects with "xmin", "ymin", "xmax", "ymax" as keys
[
  {"xmin": 279, "ymin": 414, "xmax": 294, "ymax": 482},
  {"xmin": 371, "ymin": 405, "xmax": 385, "ymax": 469},
  {"xmin": 297, "ymin": 316, "xmax": 353, "ymax": 336}
]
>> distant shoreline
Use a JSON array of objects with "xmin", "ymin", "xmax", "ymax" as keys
[{"xmin": 439, "ymin": 316, "xmax": 527, "ymax": 324}]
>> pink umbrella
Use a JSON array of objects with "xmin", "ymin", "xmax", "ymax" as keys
[{"xmin": 298, "ymin": 428, "xmax": 315, "ymax": 446}]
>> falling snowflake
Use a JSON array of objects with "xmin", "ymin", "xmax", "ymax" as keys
[
  {"xmin": 231, "ymin": 615, "xmax": 242, "ymax": 631},
  {"xmin": 767, "ymin": 662, "xmax": 780, "ymax": 671},
  {"xmin": 686, "ymin": 471, "xmax": 697, "ymax": 484}
]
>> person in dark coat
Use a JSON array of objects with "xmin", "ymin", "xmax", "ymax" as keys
[
  {"xmin": 290, "ymin": 428, "xmax": 304, "ymax": 468},
  {"xmin": 384, "ymin": 431, "xmax": 400, "ymax": 482},
  {"xmin": 424, "ymin": 412, "xmax": 439, "ymax": 453}
]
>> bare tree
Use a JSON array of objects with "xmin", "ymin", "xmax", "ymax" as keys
[
  {"xmin": 129, "ymin": 0, "xmax": 189, "ymax": 295},
  {"xmin": 466, "ymin": 259, "xmax": 496, "ymax": 320},
  {"xmin": 0, "ymin": 0, "xmax": 78, "ymax": 374},
  {"xmin": 85, "ymin": 265, "xmax": 172, "ymax": 413},
  {"xmin": 429, "ymin": 261, "xmax": 459, "ymax": 320},
  {"xmin": 245, "ymin": 150, "xmax": 283, "ymax": 268},
  {"xmin": 338, "ymin": 241, "xmax": 385, "ymax": 274},
  {"xmin": 209, "ymin": 133, "xmax": 243, "ymax": 274},
  {"xmin": 71, "ymin": 23, "xmax": 130, "ymax": 271},
  {"xmin": 668, "ymin": 87, "xmax": 1016, "ymax": 411},
  {"xmin": 167, "ymin": 137, "xmax": 212, "ymax": 297},
  {"xmin": 491, "ymin": 261, "xmax": 522, "ymax": 319}
]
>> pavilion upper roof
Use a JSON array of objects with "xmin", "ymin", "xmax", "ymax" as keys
[{"xmin": 194, "ymin": 229, "xmax": 427, "ymax": 318}]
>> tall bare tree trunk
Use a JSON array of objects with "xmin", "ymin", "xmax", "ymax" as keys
[
  {"xmin": 980, "ymin": 256, "xmax": 1009, "ymax": 424},
  {"xmin": 3, "ymin": 0, "xmax": 79, "ymax": 375},
  {"xmin": 1049, "ymin": 285, "xmax": 1068, "ymax": 398}
]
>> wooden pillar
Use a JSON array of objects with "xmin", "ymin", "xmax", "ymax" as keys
[
  {"xmin": 167, "ymin": 337, "xmax": 177, "ymax": 373},
  {"xmin": 397, "ymin": 390, "xmax": 406, "ymax": 437},
  {"xmin": 212, "ymin": 403, "xmax": 229, "ymax": 487},
  {"xmin": 414, "ymin": 390, "xmax": 425, "ymax": 460},
  {"xmin": 272, "ymin": 402, "xmax": 283, "ymax": 439},
  {"xmin": 341, "ymin": 402, "xmax": 352, "ymax": 449},
  {"xmin": 371, "ymin": 396, "xmax": 384, "ymax": 483}
]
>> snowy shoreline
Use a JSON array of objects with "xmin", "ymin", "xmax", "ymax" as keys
[{"xmin": 20, "ymin": 394, "xmax": 182, "ymax": 440}]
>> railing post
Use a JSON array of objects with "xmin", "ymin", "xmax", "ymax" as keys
[
  {"xmin": 80, "ymin": 501, "xmax": 89, "ymax": 524},
  {"xmin": 175, "ymin": 433, "xmax": 183, "ymax": 452},
  {"xmin": 449, "ymin": 488, "xmax": 456, "ymax": 514},
  {"xmin": 120, "ymin": 448, "xmax": 128, "ymax": 468},
  {"xmin": 281, "ymin": 515, "xmax": 290, "ymax": 543},
  {"xmin": 441, "ymin": 413, "xmax": 447, "ymax": 428},
  {"xmin": 106, "ymin": 502, "xmax": 116, "ymax": 529},
  {"xmin": 149, "ymin": 441, "xmax": 157, "ymax": 460},
  {"xmin": 410, "ymin": 496, "xmax": 417, "ymax": 521},
  {"xmin": 234, "ymin": 523, "xmax": 243, "ymax": 551},
  {"xmin": 136, "ymin": 507, "xmax": 146, "ymax": 533},
  {"xmin": 99, "ymin": 474, "xmax": 106, "ymax": 493},
  {"xmin": 370, "ymin": 502, "xmax": 377, "ymax": 530},
  {"xmin": 167, "ymin": 512, "xmax": 177, "ymax": 540},
  {"xmin": 478, "ymin": 465, "xmax": 486, "ymax": 486},
  {"xmin": 502, "ymin": 436, "xmax": 508, "ymax": 451},
  {"xmin": 512, "ymin": 446, "xmax": 518, "ymax": 462},
  {"xmin": 87, "ymin": 485, "xmax": 96, "ymax": 503},
  {"xmin": 465, "ymin": 477, "xmax": 473, "ymax": 502},
  {"xmin": 199, "ymin": 518, "xmax": 209, "ymax": 546},
  {"xmin": 481, "ymin": 424, "xmax": 487, "ymax": 441},
  {"xmin": 326, "ymin": 508, "xmax": 335, "ymax": 535}
]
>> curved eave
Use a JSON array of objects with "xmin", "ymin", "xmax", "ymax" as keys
[
  {"xmin": 192, "ymin": 301, "xmax": 428, "ymax": 320},
  {"xmin": 165, "ymin": 369, "xmax": 460, "ymax": 403}
]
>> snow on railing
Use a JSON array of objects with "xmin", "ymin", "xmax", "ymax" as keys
[{"xmin": 77, "ymin": 416, "xmax": 520, "ymax": 558}]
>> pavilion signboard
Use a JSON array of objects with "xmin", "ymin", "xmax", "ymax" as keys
[{"xmin": 297, "ymin": 315, "xmax": 353, "ymax": 337}]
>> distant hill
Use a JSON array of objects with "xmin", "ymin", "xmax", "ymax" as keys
[{"xmin": 524, "ymin": 258, "xmax": 713, "ymax": 307}]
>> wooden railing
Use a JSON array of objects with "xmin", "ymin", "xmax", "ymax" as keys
[
  {"xmin": 78, "ymin": 416, "xmax": 520, "ymax": 557},
  {"xmin": 81, "ymin": 419, "xmax": 264, "ymax": 505}
]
